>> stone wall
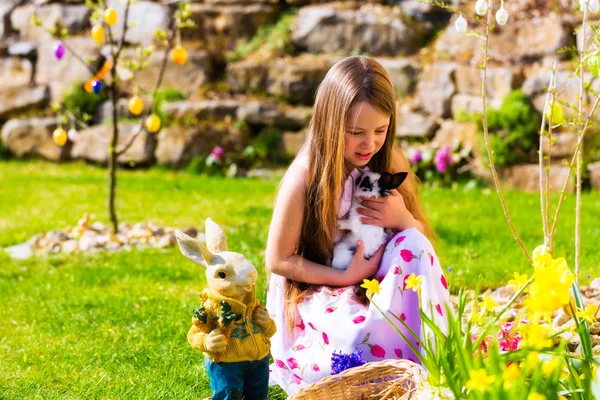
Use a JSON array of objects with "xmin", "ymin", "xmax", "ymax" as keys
[{"xmin": 0, "ymin": 0, "xmax": 598, "ymax": 190}]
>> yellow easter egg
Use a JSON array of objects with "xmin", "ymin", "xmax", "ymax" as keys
[
  {"xmin": 145, "ymin": 114, "xmax": 161, "ymax": 133},
  {"xmin": 170, "ymin": 46, "xmax": 187, "ymax": 65},
  {"xmin": 92, "ymin": 25, "xmax": 105, "ymax": 44},
  {"xmin": 128, "ymin": 96, "xmax": 144, "ymax": 116},
  {"xmin": 104, "ymin": 8, "xmax": 118, "ymax": 26},
  {"xmin": 53, "ymin": 128, "xmax": 68, "ymax": 147}
]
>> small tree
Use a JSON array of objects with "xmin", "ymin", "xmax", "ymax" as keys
[{"xmin": 33, "ymin": 0, "xmax": 195, "ymax": 233}]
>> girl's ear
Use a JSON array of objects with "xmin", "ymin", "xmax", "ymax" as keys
[
  {"xmin": 175, "ymin": 230, "xmax": 214, "ymax": 267},
  {"xmin": 379, "ymin": 172, "xmax": 408, "ymax": 190}
]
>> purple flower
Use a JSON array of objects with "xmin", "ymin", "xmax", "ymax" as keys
[
  {"xmin": 210, "ymin": 146, "xmax": 225, "ymax": 162},
  {"xmin": 331, "ymin": 348, "xmax": 366, "ymax": 375},
  {"xmin": 436, "ymin": 159, "xmax": 447, "ymax": 173},
  {"xmin": 411, "ymin": 149, "xmax": 422, "ymax": 164},
  {"xmin": 434, "ymin": 145, "xmax": 452, "ymax": 173}
]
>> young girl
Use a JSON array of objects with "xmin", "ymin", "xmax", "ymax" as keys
[{"xmin": 265, "ymin": 56, "xmax": 450, "ymax": 395}]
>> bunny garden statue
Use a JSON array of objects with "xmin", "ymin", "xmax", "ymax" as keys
[{"xmin": 175, "ymin": 218, "xmax": 276, "ymax": 400}]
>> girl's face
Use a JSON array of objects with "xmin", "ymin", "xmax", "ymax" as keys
[{"xmin": 344, "ymin": 102, "xmax": 390, "ymax": 170}]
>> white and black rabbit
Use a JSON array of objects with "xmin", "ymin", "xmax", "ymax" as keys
[{"xmin": 331, "ymin": 171, "xmax": 408, "ymax": 270}]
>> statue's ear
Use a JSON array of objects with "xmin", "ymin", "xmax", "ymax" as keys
[
  {"xmin": 174, "ymin": 230, "xmax": 214, "ymax": 267},
  {"xmin": 379, "ymin": 172, "xmax": 408, "ymax": 190},
  {"xmin": 205, "ymin": 218, "xmax": 228, "ymax": 253}
]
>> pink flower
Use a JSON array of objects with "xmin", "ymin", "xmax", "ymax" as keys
[
  {"xmin": 392, "ymin": 266, "xmax": 401, "ymax": 275},
  {"xmin": 312, "ymin": 364, "xmax": 320, "ymax": 372},
  {"xmin": 400, "ymin": 313, "xmax": 407, "ymax": 322},
  {"xmin": 308, "ymin": 322, "xmax": 317, "ymax": 331},
  {"xmin": 370, "ymin": 344, "xmax": 386, "ymax": 358},
  {"xmin": 297, "ymin": 320, "xmax": 305, "ymax": 331},
  {"xmin": 435, "ymin": 304, "xmax": 443, "ymax": 316},
  {"xmin": 400, "ymin": 249, "xmax": 414, "ymax": 262},
  {"xmin": 210, "ymin": 146, "xmax": 225, "ymax": 162},
  {"xmin": 292, "ymin": 374, "xmax": 303, "ymax": 384},
  {"xmin": 287, "ymin": 357, "xmax": 299, "ymax": 369},
  {"xmin": 294, "ymin": 344, "xmax": 305, "ymax": 351},
  {"xmin": 352, "ymin": 315, "xmax": 366, "ymax": 324},
  {"xmin": 276, "ymin": 359, "xmax": 286, "ymax": 369},
  {"xmin": 394, "ymin": 348, "xmax": 403, "ymax": 358},
  {"xmin": 332, "ymin": 288, "xmax": 345, "ymax": 296},
  {"xmin": 430, "ymin": 254, "xmax": 434, "ymax": 266},
  {"xmin": 411, "ymin": 149, "xmax": 422, "ymax": 164},
  {"xmin": 435, "ymin": 159, "xmax": 447, "ymax": 173},
  {"xmin": 441, "ymin": 275, "xmax": 448, "ymax": 290},
  {"xmin": 323, "ymin": 332, "xmax": 329, "ymax": 345},
  {"xmin": 434, "ymin": 145, "xmax": 452, "ymax": 173},
  {"xmin": 325, "ymin": 307, "xmax": 335, "ymax": 313},
  {"xmin": 395, "ymin": 236, "xmax": 406, "ymax": 245}
]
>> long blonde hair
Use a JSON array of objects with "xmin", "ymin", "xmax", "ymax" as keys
[{"xmin": 285, "ymin": 56, "xmax": 435, "ymax": 331}]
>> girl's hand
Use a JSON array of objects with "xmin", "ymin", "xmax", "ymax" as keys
[
  {"xmin": 357, "ymin": 190, "xmax": 417, "ymax": 231},
  {"xmin": 342, "ymin": 241, "xmax": 384, "ymax": 286}
]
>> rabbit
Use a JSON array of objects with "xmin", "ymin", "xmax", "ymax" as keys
[
  {"xmin": 175, "ymin": 218, "xmax": 276, "ymax": 400},
  {"xmin": 331, "ymin": 171, "xmax": 408, "ymax": 270}
]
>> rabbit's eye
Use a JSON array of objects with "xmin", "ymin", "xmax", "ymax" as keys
[{"xmin": 218, "ymin": 271, "xmax": 227, "ymax": 279}]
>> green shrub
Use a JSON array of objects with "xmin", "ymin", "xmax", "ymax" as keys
[
  {"xmin": 226, "ymin": 9, "xmax": 297, "ymax": 62},
  {"xmin": 154, "ymin": 87, "xmax": 187, "ymax": 127},
  {"xmin": 476, "ymin": 90, "xmax": 541, "ymax": 167},
  {"xmin": 62, "ymin": 81, "xmax": 108, "ymax": 123}
]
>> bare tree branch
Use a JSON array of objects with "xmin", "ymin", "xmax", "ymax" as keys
[
  {"xmin": 115, "ymin": 9, "xmax": 177, "ymax": 157},
  {"xmin": 480, "ymin": 0, "xmax": 532, "ymax": 264}
]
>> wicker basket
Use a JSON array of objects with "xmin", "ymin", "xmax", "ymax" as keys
[{"xmin": 290, "ymin": 359, "xmax": 427, "ymax": 400}]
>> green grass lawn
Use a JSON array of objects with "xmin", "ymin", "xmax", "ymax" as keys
[{"xmin": 1, "ymin": 160, "xmax": 599, "ymax": 399}]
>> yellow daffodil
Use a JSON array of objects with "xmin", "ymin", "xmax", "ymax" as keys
[
  {"xmin": 470, "ymin": 310, "xmax": 481, "ymax": 324},
  {"xmin": 361, "ymin": 278, "xmax": 381, "ymax": 299},
  {"xmin": 542, "ymin": 357, "xmax": 561, "ymax": 376},
  {"xmin": 503, "ymin": 363, "xmax": 520, "ymax": 390},
  {"xmin": 526, "ymin": 252, "xmax": 575, "ymax": 315},
  {"xmin": 405, "ymin": 273, "xmax": 423, "ymax": 292},
  {"xmin": 576, "ymin": 304, "xmax": 599, "ymax": 324},
  {"xmin": 508, "ymin": 272, "xmax": 529, "ymax": 292},
  {"xmin": 465, "ymin": 368, "xmax": 495, "ymax": 392},
  {"xmin": 532, "ymin": 244, "xmax": 552, "ymax": 268},
  {"xmin": 478, "ymin": 294, "xmax": 499, "ymax": 313},
  {"xmin": 525, "ymin": 352, "xmax": 540, "ymax": 369},
  {"xmin": 524, "ymin": 324, "xmax": 553, "ymax": 349},
  {"xmin": 528, "ymin": 393, "xmax": 546, "ymax": 400}
]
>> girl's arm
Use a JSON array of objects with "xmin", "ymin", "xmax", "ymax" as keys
[{"xmin": 265, "ymin": 165, "xmax": 381, "ymax": 286}]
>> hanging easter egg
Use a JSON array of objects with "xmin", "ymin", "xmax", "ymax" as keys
[
  {"xmin": 454, "ymin": 15, "xmax": 468, "ymax": 33},
  {"xmin": 128, "ymin": 96, "xmax": 144, "ymax": 116},
  {"xmin": 475, "ymin": 0, "xmax": 488, "ymax": 16},
  {"xmin": 170, "ymin": 46, "xmax": 188, "ymax": 65},
  {"xmin": 104, "ymin": 8, "xmax": 118, "ymax": 26},
  {"xmin": 145, "ymin": 114, "xmax": 161, "ymax": 133},
  {"xmin": 92, "ymin": 25, "xmax": 105, "ymax": 44},
  {"xmin": 53, "ymin": 42, "xmax": 65, "ymax": 60},
  {"xmin": 91, "ymin": 80, "xmax": 103, "ymax": 94},
  {"xmin": 546, "ymin": 103, "xmax": 565, "ymax": 125},
  {"xmin": 496, "ymin": 7, "xmax": 508, "ymax": 25},
  {"xmin": 589, "ymin": 54, "xmax": 600, "ymax": 77},
  {"xmin": 53, "ymin": 127, "xmax": 68, "ymax": 147},
  {"xmin": 68, "ymin": 128, "xmax": 79, "ymax": 142}
]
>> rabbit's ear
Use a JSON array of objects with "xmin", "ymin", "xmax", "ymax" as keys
[
  {"xmin": 205, "ymin": 218, "xmax": 228, "ymax": 253},
  {"xmin": 174, "ymin": 230, "xmax": 214, "ymax": 267}
]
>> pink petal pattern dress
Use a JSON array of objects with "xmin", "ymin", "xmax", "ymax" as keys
[{"xmin": 266, "ymin": 153, "xmax": 450, "ymax": 396}]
